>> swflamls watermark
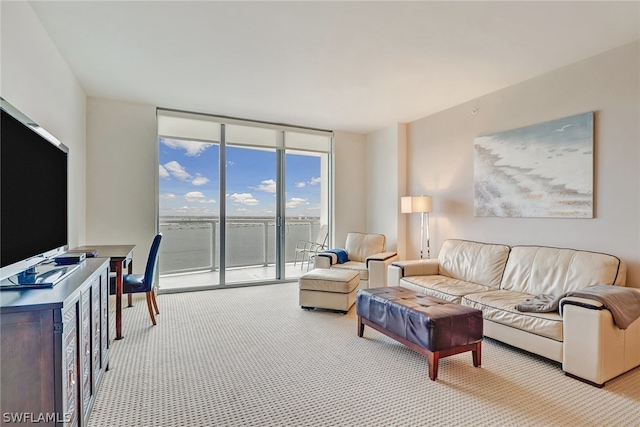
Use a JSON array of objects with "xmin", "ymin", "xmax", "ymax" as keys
[{"xmin": 2, "ymin": 412, "xmax": 71, "ymax": 423}]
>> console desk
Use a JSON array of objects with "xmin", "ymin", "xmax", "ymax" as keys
[
  {"xmin": 0, "ymin": 258, "xmax": 110, "ymax": 427},
  {"xmin": 73, "ymin": 245, "xmax": 135, "ymax": 340}
]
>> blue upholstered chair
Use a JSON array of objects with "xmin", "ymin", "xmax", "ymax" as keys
[{"xmin": 110, "ymin": 233, "xmax": 163, "ymax": 326}]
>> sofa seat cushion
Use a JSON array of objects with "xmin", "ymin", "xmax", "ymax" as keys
[
  {"xmin": 462, "ymin": 290, "xmax": 563, "ymax": 342},
  {"xmin": 399, "ymin": 275, "xmax": 495, "ymax": 304},
  {"xmin": 330, "ymin": 261, "xmax": 369, "ymax": 281}
]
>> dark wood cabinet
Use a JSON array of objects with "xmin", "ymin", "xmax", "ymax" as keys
[
  {"xmin": 1, "ymin": 258, "xmax": 110, "ymax": 426},
  {"xmin": 62, "ymin": 302, "xmax": 80, "ymax": 427}
]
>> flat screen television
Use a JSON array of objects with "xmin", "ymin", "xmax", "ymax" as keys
[{"xmin": 0, "ymin": 98, "xmax": 72, "ymax": 285}]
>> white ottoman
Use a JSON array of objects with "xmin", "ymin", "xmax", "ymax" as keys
[{"xmin": 299, "ymin": 268, "xmax": 360, "ymax": 313}]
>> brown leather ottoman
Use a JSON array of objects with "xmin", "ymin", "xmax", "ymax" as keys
[{"xmin": 356, "ymin": 286, "xmax": 483, "ymax": 381}]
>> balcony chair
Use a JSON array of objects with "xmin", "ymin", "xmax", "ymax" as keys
[
  {"xmin": 314, "ymin": 232, "xmax": 398, "ymax": 289},
  {"xmin": 110, "ymin": 233, "xmax": 163, "ymax": 326},
  {"xmin": 294, "ymin": 224, "xmax": 328, "ymax": 270}
]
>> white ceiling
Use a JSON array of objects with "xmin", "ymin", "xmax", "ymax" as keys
[{"xmin": 29, "ymin": 1, "xmax": 639, "ymax": 134}]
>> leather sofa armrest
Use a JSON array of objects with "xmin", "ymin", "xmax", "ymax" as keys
[
  {"xmin": 561, "ymin": 300, "xmax": 638, "ymax": 386},
  {"xmin": 392, "ymin": 259, "xmax": 439, "ymax": 277},
  {"xmin": 314, "ymin": 253, "xmax": 333, "ymax": 268},
  {"xmin": 388, "ymin": 265, "xmax": 403, "ymax": 287},
  {"xmin": 559, "ymin": 296, "xmax": 604, "ymax": 315},
  {"xmin": 367, "ymin": 252, "xmax": 399, "ymax": 288},
  {"xmin": 366, "ymin": 251, "xmax": 398, "ymax": 266},
  {"xmin": 561, "ymin": 293, "xmax": 640, "ymax": 386},
  {"xmin": 388, "ymin": 259, "xmax": 439, "ymax": 287}
]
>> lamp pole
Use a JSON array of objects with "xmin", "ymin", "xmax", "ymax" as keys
[
  {"xmin": 420, "ymin": 211, "xmax": 431, "ymax": 259},
  {"xmin": 424, "ymin": 211, "xmax": 430, "ymax": 259},
  {"xmin": 420, "ymin": 211, "xmax": 425, "ymax": 259}
]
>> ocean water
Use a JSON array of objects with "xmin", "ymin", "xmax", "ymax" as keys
[{"xmin": 158, "ymin": 218, "xmax": 321, "ymax": 274}]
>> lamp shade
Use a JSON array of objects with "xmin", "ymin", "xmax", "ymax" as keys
[{"xmin": 401, "ymin": 195, "xmax": 432, "ymax": 213}]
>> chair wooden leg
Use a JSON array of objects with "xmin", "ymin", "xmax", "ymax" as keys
[
  {"xmin": 127, "ymin": 293, "xmax": 133, "ymax": 307},
  {"xmin": 145, "ymin": 292, "xmax": 157, "ymax": 326},
  {"xmin": 151, "ymin": 288, "xmax": 160, "ymax": 315}
]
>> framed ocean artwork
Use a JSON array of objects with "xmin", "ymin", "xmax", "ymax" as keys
[{"xmin": 474, "ymin": 112, "xmax": 593, "ymax": 218}]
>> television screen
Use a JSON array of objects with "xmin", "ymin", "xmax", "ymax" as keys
[{"xmin": 0, "ymin": 102, "xmax": 68, "ymax": 278}]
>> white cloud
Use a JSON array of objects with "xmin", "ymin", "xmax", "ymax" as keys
[
  {"xmin": 184, "ymin": 191, "xmax": 206, "ymax": 202},
  {"xmin": 161, "ymin": 138, "xmax": 214, "ymax": 157},
  {"xmin": 295, "ymin": 181, "xmax": 306, "ymax": 188},
  {"xmin": 309, "ymin": 177, "xmax": 321, "ymax": 185},
  {"xmin": 160, "ymin": 192, "xmax": 175, "ymax": 200},
  {"xmin": 286, "ymin": 197, "xmax": 309, "ymax": 208},
  {"xmin": 159, "ymin": 165, "xmax": 170, "ymax": 178},
  {"xmin": 229, "ymin": 193, "xmax": 259, "ymax": 206},
  {"xmin": 252, "ymin": 179, "xmax": 277, "ymax": 193},
  {"xmin": 191, "ymin": 175, "xmax": 209, "ymax": 186},
  {"xmin": 164, "ymin": 161, "xmax": 192, "ymax": 181},
  {"xmin": 171, "ymin": 205, "xmax": 218, "ymax": 216},
  {"xmin": 184, "ymin": 192, "xmax": 215, "ymax": 204}
]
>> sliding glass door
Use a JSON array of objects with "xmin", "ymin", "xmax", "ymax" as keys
[
  {"xmin": 283, "ymin": 134, "xmax": 329, "ymax": 279},
  {"xmin": 156, "ymin": 110, "xmax": 331, "ymax": 292},
  {"xmin": 157, "ymin": 115, "xmax": 222, "ymax": 290},
  {"xmin": 224, "ymin": 123, "xmax": 279, "ymax": 283}
]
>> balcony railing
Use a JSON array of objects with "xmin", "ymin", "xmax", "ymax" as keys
[{"xmin": 159, "ymin": 217, "xmax": 322, "ymax": 276}]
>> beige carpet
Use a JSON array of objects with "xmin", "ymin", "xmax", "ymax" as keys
[{"xmin": 89, "ymin": 282, "xmax": 640, "ymax": 427}]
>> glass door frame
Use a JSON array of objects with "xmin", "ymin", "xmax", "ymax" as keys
[{"xmin": 276, "ymin": 134, "xmax": 286, "ymax": 280}]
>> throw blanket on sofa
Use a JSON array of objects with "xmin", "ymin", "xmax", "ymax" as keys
[
  {"xmin": 322, "ymin": 249, "xmax": 349, "ymax": 264},
  {"xmin": 516, "ymin": 285, "xmax": 640, "ymax": 329},
  {"xmin": 516, "ymin": 294, "xmax": 564, "ymax": 313}
]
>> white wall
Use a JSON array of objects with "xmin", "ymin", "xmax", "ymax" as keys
[
  {"xmin": 366, "ymin": 124, "xmax": 407, "ymax": 256},
  {"xmin": 406, "ymin": 41, "xmax": 640, "ymax": 286},
  {"xmin": 86, "ymin": 98, "xmax": 157, "ymax": 272},
  {"xmin": 1, "ymin": 1, "xmax": 87, "ymax": 248},
  {"xmin": 332, "ymin": 131, "xmax": 367, "ymax": 247}
]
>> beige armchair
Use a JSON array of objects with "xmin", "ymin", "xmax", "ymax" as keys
[{"xmin": 314, "ymin": 232, "xmax": 398, "ymax": 289}]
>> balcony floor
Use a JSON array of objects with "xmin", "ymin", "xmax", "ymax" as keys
[{"xmin": 158, "ymin": 261, "xmax": 313, "ymax": 292}]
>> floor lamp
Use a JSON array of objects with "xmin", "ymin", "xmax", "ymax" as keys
[{"xmin": 401, "ymin": 195, "xmax": 433, "ymax": 259}]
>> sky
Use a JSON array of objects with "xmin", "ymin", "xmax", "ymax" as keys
[{"xmin": 159, "ymin": 138, "xmax": 323, "ymax": 217}]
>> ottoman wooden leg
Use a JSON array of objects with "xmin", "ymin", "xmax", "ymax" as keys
[
  {"xmin": 428, "ymin": 351, "xmax": 440, "ymax": 381},
  {"xmin": 472, "ymin": 341, "xmax": 482, "ymax": 367},
  {"xmin": 357, "ymin": 315, "xmax": 365, "ymax": 337}
]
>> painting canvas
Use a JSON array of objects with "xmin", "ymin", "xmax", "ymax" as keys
[{"xmin": 474, "ymin": 112, "xmax": 593, "ymax": 218}]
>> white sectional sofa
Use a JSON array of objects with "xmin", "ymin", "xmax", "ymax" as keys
[{"xmin": 388, "ymin": 239, "xmax": 640, "ymax": 386}]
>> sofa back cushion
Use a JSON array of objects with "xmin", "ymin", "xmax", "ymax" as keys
[
  {"xmin": 345, "ymin": 233, "xmax": 385, "ymax": 262},
  {"xmin": 500, "ymin": 246, "xmax": 626, "ymax": 295},
  {"xmin": 438, "ymin": 239, "xmax": 510, "ymax": 289}
]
